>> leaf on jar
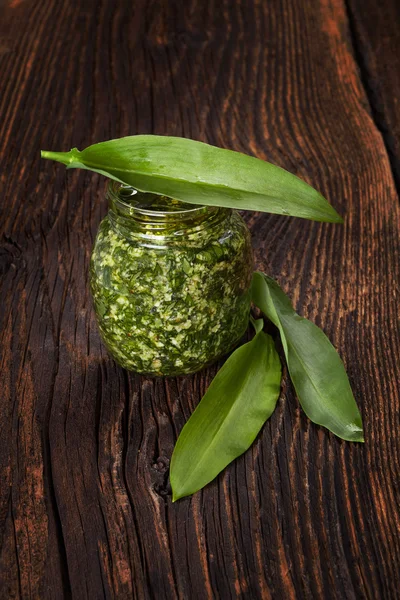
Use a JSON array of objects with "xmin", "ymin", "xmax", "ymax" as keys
[{"xmin": 41, "ymin": 135, "xmax": 343, "ymax": 223}]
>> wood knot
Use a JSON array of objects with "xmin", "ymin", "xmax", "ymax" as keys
[
  {"xmin": 152, "ymin": 456, "xmax": 169, "ymax": 474},
  {"xmin": 174, "ymin": 29, "xmax": 209, "ymax": 48},
  {"xmin": 0, "ymin": 236, "xmax": 23, "ymax": 275},
  {"xmin": 152, "ymin": 456, "xmax": 171, "ymax": 497},
  {"xmin": 146, "ymin": 28, "xmax": 210, "ymax": 49},
  {"xmin": 153, "ymin": 480, "xmax": 172, "ymax": 498}
]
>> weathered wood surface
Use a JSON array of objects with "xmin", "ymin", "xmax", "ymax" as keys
[
  {"xmin": 0, "ymin": 0, "xmax": 399, "ymax": 598},
  {"xmin": 346, "ymin": 0, "xmax": 400, "ymax": 188}
]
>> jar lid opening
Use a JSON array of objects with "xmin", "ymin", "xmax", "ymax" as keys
[{"xmin": 107, "ymin": 181, "xmax": 216, "ymax": 221}]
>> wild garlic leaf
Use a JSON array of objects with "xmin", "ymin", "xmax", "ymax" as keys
[
  {"xmin": 251, "ymin": 272, "xmax": 364, "ymax": 442},
  {"xmin": 41, "ymin": 135, "xmax": 343, "ymax": 223},
  {"xmin": 170, "ymin": 320, "xmax": 281, "ymax": 501}
]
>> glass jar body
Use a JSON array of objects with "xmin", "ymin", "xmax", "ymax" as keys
[{"xmin": 90, "ymin": 183, "xmax": 253, "ymax": 376}]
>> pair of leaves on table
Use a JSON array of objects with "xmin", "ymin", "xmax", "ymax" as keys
[{"xmin": 171, "ymin": 272, "xmax": 364, "ymax": 501}]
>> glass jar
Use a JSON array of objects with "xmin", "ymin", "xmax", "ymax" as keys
[{"xmin": 90, "ymin": 181, "xmax": 253, "ymax": 376}]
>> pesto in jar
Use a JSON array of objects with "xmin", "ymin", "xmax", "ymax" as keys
[{"xmin": 90, "ymin": 182, "xmax": 253, "ymax": 376}]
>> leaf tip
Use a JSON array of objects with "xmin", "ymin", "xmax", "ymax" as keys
[
  {"xmin": 170, "ymin": 473, "xmax": 182, "ymax": 502},
  {"xmin": 333, "ymin": 213, "xmax": 344, "ymax": 224},
  {"xmin": 311, "ymin": 189, "xmax": 344, "ymax": 224},
  {"xmin": 342, "ymin": 426, "xmax": 364, "ymax": 443},
  {"xmin": 322, "ymin": 207, "xmax": 344, "ymax": 224},
  {"xmin": 353, "ymin": 421, "xmax": 364, "ymax": 440},
  {"xmin": 170, "ymin": 474, "xmax": 193, "ymax": 501},
  {"xmin": 171, "ymin": 488, "xmax": 185, "ymax": 502}
]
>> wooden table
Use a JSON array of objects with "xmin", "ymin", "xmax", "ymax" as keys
[{"xmin": 1, "ymin": 1, "xmax": 399, "ymax": 598}]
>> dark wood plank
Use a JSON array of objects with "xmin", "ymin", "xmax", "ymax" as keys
[
  {"xmin": 346, "ymin": 0, "xmax": 400, "ymax": 189},
  {"xmin": 0, "ymin": 0, "xmax": 399, "ymax": 598}
]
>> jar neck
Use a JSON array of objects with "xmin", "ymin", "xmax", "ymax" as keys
[{"xmin": 107, "ymin": 181, "xmax": 230, "ymax": 239}]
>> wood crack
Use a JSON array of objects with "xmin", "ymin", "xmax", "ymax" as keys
[{"xmin": 344, "ymin": 0, "xmax": 400, "ymax": 199}]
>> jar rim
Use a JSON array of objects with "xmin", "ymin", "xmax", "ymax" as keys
[{"xmin": 106, "ymin": 180, "xmax": 217, "ymax": 221}]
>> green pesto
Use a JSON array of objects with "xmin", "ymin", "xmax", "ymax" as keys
[{"xmin": 90, "ymin": 183, "xmax": 253, "ymax": 376}]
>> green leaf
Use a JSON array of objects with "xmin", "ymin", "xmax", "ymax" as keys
[
  {"xmin": 170, "ymin": 320, "xmax": 282, "ymax": 500},
  {"xmin": 41, "ymin": 135, "xmax": 343, "ymax": 223},
  {"xmin": 251, "ymin": 272, "xmax": 364, "ymax": 442}
]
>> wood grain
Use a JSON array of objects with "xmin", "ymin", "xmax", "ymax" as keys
[
  {"xmin": 346, "ymin": 0, "xmax": 400, "ymax": 190},
  {"xmin": 0, "ymin": 0, "xmax": 399, "ymax": 598}
]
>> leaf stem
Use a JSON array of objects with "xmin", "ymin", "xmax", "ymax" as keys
[
  {"xmin": 41, "ymin": 149, "xmax": 76, "ymax": 166},
  {"xmin": 250, "ymin": 315, "xmax": 264, "ymax": 334}
]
